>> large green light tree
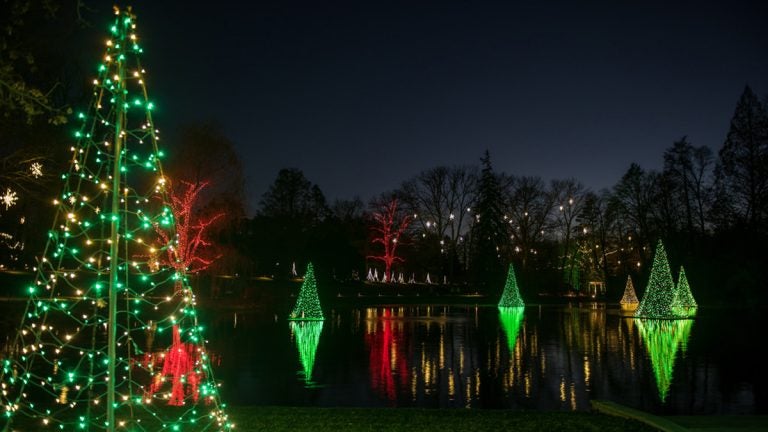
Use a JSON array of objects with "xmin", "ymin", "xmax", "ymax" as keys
[
  {"xmin": 0, "ymin": 8, "xmax": 231, "ymax": 431},
  {"xmin": 635, "ymin": 240, "xmax": 677, "ymax": 318}
]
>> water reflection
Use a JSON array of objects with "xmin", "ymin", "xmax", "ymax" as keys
[
  {"xmin": 363, "ymin": 306, "xmax": 482, "ymax": 407},
  {"xmin": 498, "ymin": 307, "xmax": 525, "ymax": 353},
  {"xmin": 290, "ymin": 320, "xmax": 324, "ymax": 386},
  {"xmin": 197, "ymin": 304, "xmax": 761, "ymax": 415},
  {"xmin": 635, "ymin": 319, "xmax": 694, "ymax": 402}
]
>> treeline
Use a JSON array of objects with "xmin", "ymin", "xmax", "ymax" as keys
[{"xmin": 226, "ymin": 86, "xmax": 768, "ymax": 306}]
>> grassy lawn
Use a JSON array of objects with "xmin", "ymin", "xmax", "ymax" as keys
[
  {"xmin": 2, "ymin": 406, "xmax": 660, "ymax": 431},
  {"xmin": 226, "ymin": 406, "xmax": 661, "ymax": 432}
]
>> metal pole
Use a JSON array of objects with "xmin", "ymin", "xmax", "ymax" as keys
[{"xmin": 107, "ymin": 18, "xmax": 126, "ymax": 432}]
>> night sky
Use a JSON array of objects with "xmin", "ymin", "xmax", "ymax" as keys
[{"xmin": 123, "ymin": 0, "xmax": 768, "ymax": 214}]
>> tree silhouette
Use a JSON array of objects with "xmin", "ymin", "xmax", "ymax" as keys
[
  {"xmin": 713, "ymin": 86, "xmax": 768, "ymax": 231},
  {"xmin": 470, "ymin": 150, "xmax": 508, "ymax": 287}
]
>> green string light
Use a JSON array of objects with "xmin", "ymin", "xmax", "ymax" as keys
[
  {"xmin": 635, "ymin": 240, "xmax": 677, "ymax": 318},
  {"xmin": 289, "ymin": 262, "xmax": 324, "ymax": 320},
  {"xmin": 498, "ymin": 263, "xmax": 525, "ymax": 308},
  {"xmin": 290, "ymin": 321, "xmax": 324, "ymax": 386},
  {"xmin": 671, "ymin": 266, "xmax": 697, "ymax": 318},
  {"xmin": 498, "ymin": 307, "xmax": 525, "ymax": 353}
]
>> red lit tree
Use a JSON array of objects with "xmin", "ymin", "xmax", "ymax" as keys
[
  {"xmin": 155, "ymin": 180, "xmax": 225, "ymax": 280},
  {"xmin": 367, "ymin": 197, "xmax": 412, "ymax": 283}
]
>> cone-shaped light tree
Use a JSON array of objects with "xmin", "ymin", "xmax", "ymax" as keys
[
  {"xmin": 671, "ymin": 266, "xmax": 697, "ymax": 317},
  {"xmin": 290, "ymin": 321, "xmax": 324, "ymax": 386},
  {"xmin": 620, "ymin": 275, "xmax": 639, "ymax": 309},
  {"xmin": 0, "ymin": 7, "xmax": 231, "ymax": 431},
  {"xmin": 635, "ymin": 240, "xmax": 677, "ymax": 318},
  {"xmin": 498, "ymin": 307, "xmax": 525, "ymax": 352},
  {"xmin": 498, "ymin": 263, "xmax": 525, "ymax": 308},
  {"xmin": 289, "ymin": 262, "xmax": 324, "ymax": 320}
]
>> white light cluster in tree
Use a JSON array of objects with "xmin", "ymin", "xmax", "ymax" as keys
[
  {"xmin": 30, "ymin": 162, "xmax": 43, "ymax": 178},
  {"xmin": 2, "ymin": 188, "xmax": 18, "ymax": 210}
]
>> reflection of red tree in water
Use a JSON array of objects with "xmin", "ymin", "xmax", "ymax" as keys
[
  {"xmin": 366, "ymin": 308, "xmax": 408, "ymax": 402},
  {"xmin": 136, "ymin": 325, "xmax": 218, "ymax": 406}
]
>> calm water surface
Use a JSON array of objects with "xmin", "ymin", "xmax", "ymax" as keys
[{"xmin": 205, "ymin": 304, "xmax": 767, "ymax": 415}]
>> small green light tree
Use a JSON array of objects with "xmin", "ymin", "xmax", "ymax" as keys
[
  {"xmin": 671, "ymin": 266, "xmax": 697, "ymax": 317},
  {"xmin": 289, "ymin": 262, "xmax": 324, "ymax": 320},
  {"xmin": 635, "ymin": 240, "xmax": 677, "ymax": 318},
  {"xmin": 498, "ymin": 263, "xmax": 525, "ymax": 308}
]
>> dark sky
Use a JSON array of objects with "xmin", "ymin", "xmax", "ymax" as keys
[{"xmin": 124, "ymin": 0, "xmax": 768, "ymax": 215}]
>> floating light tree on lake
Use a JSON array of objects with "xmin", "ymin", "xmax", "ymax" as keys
[
  {"xmin": 635, "ymin": 240, "xmax": 679, "ymax": 319},
  {"xmin": 620, "ymin": 275, "xmax": 639, "ymax": 311},
  {"xmin": 289, "ymin": 262, "xmax": 324, "ymax": 320},
  {"xmin": 0, "ymin": 7, "xmax": 231, "ymax": 431},
  {"xmin": 634, "ymin": 240, "xmax": 698, "ymax": 319},
  {"xmin": 671, "ymin": 266, "xmax": 697, "ymax": 318},
  {"xmin": 498, "ymin": 263, "xmax": 525, "ymax": 308}
]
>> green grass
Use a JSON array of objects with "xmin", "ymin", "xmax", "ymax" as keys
[
  {"xmin": 225, "ymin": 406, "xmax": 661, "ymax": 432},
  {"xmin": 667, "ymin": 415, "xmax": 768, "ymax": 432}
]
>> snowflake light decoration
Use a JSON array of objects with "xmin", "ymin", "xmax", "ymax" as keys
[
  {"xmin": 2, "ymin": 188, "xmax": 19, "ymax": 210},
  {"xmin": 30, "ymin": 162, "xmax": 43, "ymax": 178}
]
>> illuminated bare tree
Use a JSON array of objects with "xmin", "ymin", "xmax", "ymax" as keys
[
  {"xmin": 367, "ymin": 197, "xmax": 412, "ymax": 283},
  {"xmin": 155, "ymin": 180, "xmax": 224, "ymax": 279}
]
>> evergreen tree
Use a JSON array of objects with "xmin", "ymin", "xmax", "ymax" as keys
[
  {"xmin": 635, "ymin": 240, "xmax": 677, "ymax": 318},
  {"xmin": 290, "ymin": 262, "xmax": 324, "ymax": 320},
  {"xmin": 470, "ymin": 150, "xmax": 508, "ymax": 287},
  {"xmin": 0, "ymin": 8, "xmax": 232, "ymax": 431},
  {"xmin": 713, "ymin": 86, "xmax": 768, "ymax": 231}
]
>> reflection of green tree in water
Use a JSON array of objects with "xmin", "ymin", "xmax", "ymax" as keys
[
  {"xmin": 635, "ymin": 319, "xmax": 694, "ymax": 402},
  {"xmin": 498, "ymin": 307, "xmax": 525, "ymax": 352},
  {"xmin": 290, "ymin": 321, "xmax": 324, "ymax": 386}
]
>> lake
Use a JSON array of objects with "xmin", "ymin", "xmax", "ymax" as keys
[{"xmin": 202, "ymin": 303, "xmax": 767, "ymax": 415}]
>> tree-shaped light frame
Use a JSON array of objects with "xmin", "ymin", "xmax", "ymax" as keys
[{"xmin": 0, "ymin": 8, "xmax": 232, "ymax": 431}]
